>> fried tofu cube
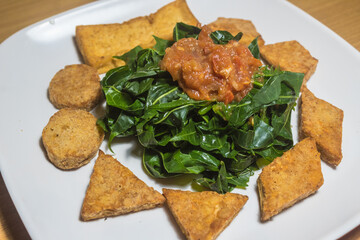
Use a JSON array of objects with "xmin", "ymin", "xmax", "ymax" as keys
[
  {"xmin": 81, "ymin": 150, "xmax": 165, "ymax": 221},
  {"xmin": 260, "ymin": 40, "xmax": 318, "ymax": 84},
  {"xmin": 208, "ymin": 17, "xmax": 265, "ymax": 47},
  {"xmin": 300, "ymin": 87, "xmax": 344, "ymax": 166},
  {"xmin": 75, "ymin": 0, "xmax": 199, "ymax": 74},
  {"xmin": 163, "ymin": 188, "xmax": 248, "ymax": 240},
  {"xmin": 257, "ymin": 138, "xmax": 324, "ymax": 221}
]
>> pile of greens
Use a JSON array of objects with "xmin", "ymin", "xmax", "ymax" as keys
[{"xmin": 98, "ymin": 23, "xmax": 303, "ymax": 193}]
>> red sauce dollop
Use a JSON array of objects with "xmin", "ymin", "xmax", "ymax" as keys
[{"xmin": 160, "ymin": 26, "xmax": 262, "ymax": 104}]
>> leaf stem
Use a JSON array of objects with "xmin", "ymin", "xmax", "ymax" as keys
[
  {"xmin": 253, "ymin": 81, "xmax": 263, "ymax": 88},
  {"xmin": 152, "ymin": 87, "xmax": 178, "ymax": 105},
  {"xmin": 154, "ymin": 104, "xmax": 193, "ymax": 124}
]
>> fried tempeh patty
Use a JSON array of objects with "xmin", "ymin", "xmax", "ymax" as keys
[
  {"xmin": 300, "ymin": 87, "xmax": 344, "ymax": 166},
  {"xmin": 260, "ymin": 40, "xmax": 318, "ymax": 86},
  {"xmin": 42, "ymin": 108, "xmax": 104, "ymax": 170},
  {"xmin": 81, "ymin": 151, "xmax": 165, "ymax": 221},
  {"xmin": 257, "ymin": 138, "xmax": 324, "ymax": 221},
  {"xmin": 163, "ymin": 188, "xmax": 248, "ymax": 240},
  {"xmin": 49, "ymin": 64, "xmax": 102, "ymax": 111}
]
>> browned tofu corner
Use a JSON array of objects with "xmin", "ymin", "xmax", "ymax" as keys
[
  {"xmin": 300, "ymin": 87, "xmax": 344, "ymax": 166},
  {"xmin": 257, "ymin": 138, "xmax": 324, "ymax": 221},
  {"xmin": 260, "ymin": 40, "xmax": 318, "ymax": 86},
  {"xmin": 163, "ymin": 188, "xmax": 248, "ymax": 240}
]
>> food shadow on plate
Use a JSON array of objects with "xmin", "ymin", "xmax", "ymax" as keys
[
  {"xmin": 38, "ymin": 136, "xmax": 57, "ymax": 169},
  {"xmin": 253, "ymin": 183, "xmax": 263, "ymax": 224},
  {"xmin": 38, "ymin": 136, "xmax": 98, "ymax": 172},
  {"xmin": 162, "ymin": 202, "xmax": 187, "ymax": 240},
  {"xmin": 103, "ymin": 135, "xmax": 143, "ymax": 160},
  {"xmin": 72, "ymin": 36, "xmax": 83, "ymax": 63},
  {"xmin": 151, "ymin": 173, "xmax": 197, "ymax": 189},
  {"xmin": 76, "ymin": 205, "xmax": 185, "ymax": 240},
  {"xmin": 91, "ymin": 99, "xmax": 106, "ymax": 119}
]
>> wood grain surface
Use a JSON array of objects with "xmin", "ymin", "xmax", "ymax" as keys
[{"xmin": 0, "ymin": 0, "xmax": 359, "ymax": 239}]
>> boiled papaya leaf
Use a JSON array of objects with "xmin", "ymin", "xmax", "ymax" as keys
[
  {"xmin": 169, "ymin": 119, "xmax": 200, "ymax": 145},
  {"xmin": 153, "ymin": 36, "xmax": 175, "ymax": 56},
  {"xmin": 210, "ymin": 30, "xmax": 243, "ymax": 45},
  {"xmin": 113, "ymin": 46, "xmax": 143, "ymax": 70},
  {"xmin": 248, "ymin": 37, "xmax": 260, "ymax": 59},
  {"xmin": 162, "ymin": 149, "xmax": 220, "ymax": 174},
  {"xmin": 252, "ymin": 71, "xmax": 304, "ymax": 106},
  {"xmin": 173, "ymin": 22, "xmax": 201, "ymax": 41},
  {"xmin": 142, "ymin": 149, "xmax": 176, "ymax": 178},
  {"xmin": 100, "ymin": 23, "xmax": 303, "ymax": 193},
  {"xmin": 136, "ymin": 48, "xmax": 162, "ymax": 71},
  {"xmin": 101, "ymin": 65, "xmax": 132, "ymax": 88}
]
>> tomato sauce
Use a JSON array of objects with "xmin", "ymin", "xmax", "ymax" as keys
[{"xmin": 160, "ymin": 26, "xmax": 262, "ymax": 104}]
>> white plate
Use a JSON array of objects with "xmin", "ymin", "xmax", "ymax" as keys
[{"xmin": 0, "ymin": 0, "xmax": 359, "ymax": 239}]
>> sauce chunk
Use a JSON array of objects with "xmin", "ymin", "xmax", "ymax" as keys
[{"xmin": 161, "ymin": 26, "xmax": 262, "ymax": 104}]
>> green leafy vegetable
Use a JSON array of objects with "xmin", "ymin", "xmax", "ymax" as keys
[
  {"xmin": 210, "ymin": 31, "xmax": 243, "ymax": 44},
  {"xmin": 248, "ymin": 37, "xmax": 260, "ymax": 59},
  {"xmin": 173, "ymin": 22, "xmax": 201, "ymax": 41},
  {"xmin": 173, "ymin": 22, "xmax": 244, "ymax": 45},
  {"xmin": 99, "ymin": 23, "xmax": 304, "ymax": 193}
]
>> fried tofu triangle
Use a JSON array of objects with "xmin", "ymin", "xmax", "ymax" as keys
[
  {"xmin": 75, "ymin": 0, "xmax": 199, "ymax": 74},
  {"xmin": 81, "ymin": 151, "xmax": 165, "ymax": 221},
  {"xmin": 260, "ymin": 40, "xmax": 318, "ymax": 86},
  {"xmin": 208, "ymin": 17, "xmax": 265, "ymax": 47},
  {"xmin": 257, "ymin": 138, "xmax": 324, "ymax": 221},
  {"xmin": 163, "ymin": 188, "xmax": 248, "ymax": 240},
  {"xmin": 300, "ymin": 87, "xmax": 344, "ymax": 166}
]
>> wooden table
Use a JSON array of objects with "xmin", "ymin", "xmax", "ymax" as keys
[{"xmin": 0, "ymin": 0, "xmax": 359, "ymax": 239}]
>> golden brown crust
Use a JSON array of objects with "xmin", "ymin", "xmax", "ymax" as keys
[
  {"xmin": 75, "ymin": 18, "xmax": 154, "ymax": 73},
  {"xmin": 75, "ymin": 0, "xmax": 199, "ymax": 74},
  {"xmin": 163, "ymin": 188, "xmax": 248, "ymax": 240},
  {"xmin": 260, "ymin": 40, "xmax": 318, "ymax": 86},
  {"xmin": 208, "ymin": 17, "xmax": 265, "ymax": 47},
  {"xmin": 42, "ymin": 108, "xmax": 104, "ymax": 170},
  {"xmin": 300, "ymin": 87, "xmax": 344, "ymax": 166},
  {"xmin": 81, "ymin": 151, "xmax": 165, "ymax": 221},
  {"xmin": 257, "ymin": 138, "xmax": 324, "ymax": 221},
  {"xmin": 49, "ymin": 64, "xmax": 102, "ymax": 111},
  {"xmin": 150, "ymin": 0, "xmax": 199, "ymax": 40}
]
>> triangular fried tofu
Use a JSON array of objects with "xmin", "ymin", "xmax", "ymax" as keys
[
  {"xmin": 81, "ymin": 150, "xmax": 165, "ymax": 221},
  {"xmin": 150, "ymin": 0, "xmax": 199, "ymax": 41},
  {"xmin": 257, "ymin": 138, "xmax": 324, "ymax": 221},
  {"xmin": 163, "ymin": 188, "xmax": 248, "ymax": 240},
  {"xmin": 208, "ymin": 17, "xmax": 265, "ymax": 47},
  {"xmin": 300, "ymin": 87, "xmax": 344, "ymax": 166},
  {"xmin": 260, "ymin": 40, "xmax": 318, "ymax": 85},
  {"xmin": 75, "ymin": 0, "xmax": 199, "ymax": 74}
]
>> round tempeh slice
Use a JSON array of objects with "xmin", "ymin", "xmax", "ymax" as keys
[
  {"xmin": 49, "ymin": 64, "xmax": 102, "ymax": 111},
  {"xmin": 42, "ymin": 108, "xmax": 104, "ymax": 170}
]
